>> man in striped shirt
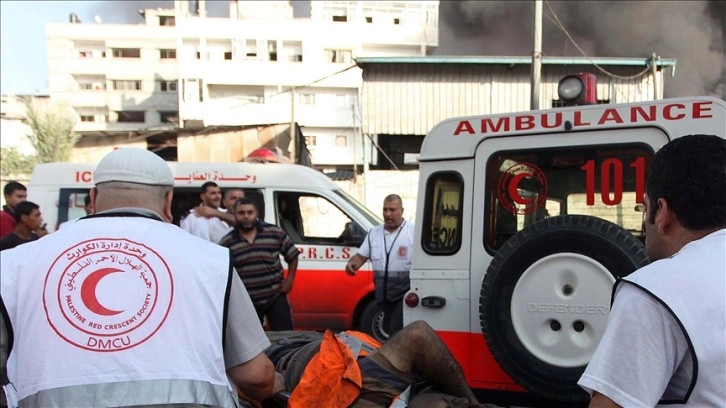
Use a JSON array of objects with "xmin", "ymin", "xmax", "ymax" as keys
[{"xmin": 219, "ymin": 197, "xmax": 299, "ymax": 330}]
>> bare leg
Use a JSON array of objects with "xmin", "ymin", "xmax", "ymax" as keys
[{"xmin": 372, "ymin": 320, "xmax": 483, "ymax": 407}]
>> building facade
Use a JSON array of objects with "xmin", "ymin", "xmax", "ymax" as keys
[
  {"xmin": 45, "ymin": 1, "xmax": 677, "ymax": 181},
  {"xmin": 46, "ymin": 7, "xmax": 179, "ymax": 162},
  {"xmin": 45, "ymin": 0, "xmax": 439, "ymax": 165}
]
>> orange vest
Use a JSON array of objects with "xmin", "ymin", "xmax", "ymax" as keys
[{"xmin": 288, "ymin": 330, "xmax": 383, "ymax": 408}]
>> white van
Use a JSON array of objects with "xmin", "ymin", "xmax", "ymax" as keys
[{"xmin": 28, "ymin": 161, "xmax": 387, "ymax": 338}]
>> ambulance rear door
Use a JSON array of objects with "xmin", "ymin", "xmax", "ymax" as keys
[{"xmin": 469, "ymin": 126, "xmax": 668, "ymax": 393}]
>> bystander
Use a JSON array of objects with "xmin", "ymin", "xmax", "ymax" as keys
[
  {"xmin": 0, "ymin": 182, "xmax": 28, "ymax": 239},
  {"xmin": 219, "ymin": 197, "xmax": 299, "ymax": 331},
  {"xmin": 0, "ymin": 201, "xmax": 43, "ymax": 251},
  {"xmin": 180, "ymin": 181, "xmax": 232, "ymax": 243}
]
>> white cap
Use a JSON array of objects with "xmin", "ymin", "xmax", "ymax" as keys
[{"xmin": 94, "ymin": 148, "xmax": 174, "ymax": 186}]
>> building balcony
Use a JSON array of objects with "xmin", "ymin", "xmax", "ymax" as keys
[
  {"xmin": 75, "ymin": 121, "xmax": 149, "ymax": 133},
  {"xmin": 104, "ymin": 91, "xmax": 178, "ymax": 111},
  {"xmin": 323, "ymin": 23, "xmax": 438, "ymax": 48},
  {"xmin": 178, "ymin": 60, "xmax": 363, "ymax": 88},
  {"xmin": 55, "ymin": 91, "xmax": 108, "ymax": 108},
  {"xmin": 59, "ymin": 58, "xmax": 109, "ymax": 76},
  {"xmin": 56, "ymin": 57, "xmax": 172, "ymax": 80},
  {"xmin": 182, "ymin": 98, "xmax": 355, "ymax": 128}
]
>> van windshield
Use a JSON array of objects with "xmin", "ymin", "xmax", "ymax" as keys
[{"xmin": 333, "ymin": 189, "xmax": 382, "ymax": 226}]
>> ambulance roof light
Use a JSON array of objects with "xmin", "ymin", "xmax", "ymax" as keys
[{"xmin": 557, "ymin": 73, "xmax": 597, "ymax": 106}]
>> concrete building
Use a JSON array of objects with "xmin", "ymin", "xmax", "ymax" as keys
[
  {"xmin": 45, "ymin": 0, "xmax": 677, "ymax": 185},
  {"xmin": 46, "ymin": 7, "xmax": 180, "ymax": 162},
  {"xmin": 45, "ymin": 0, "xmax": 439, "ymax": 165}
]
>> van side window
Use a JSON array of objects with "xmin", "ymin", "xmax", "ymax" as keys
[
  {"xmin": 58, "ymin": 189, "xmax": 91, "ymax": 227},
  {"xmin": 485, "ymin": 144, "xmax": 653, "ymax": 250},
  {"xmin": 422, "ymin": 172, "xmax": 464, "ymax": 255},
  {"xmin": 172, "ymin": 188, "xmax": 264, "ymax": 226},
  {"xmin": 275, "ymin": 192, "xmax": 365, "ymax": 246}
]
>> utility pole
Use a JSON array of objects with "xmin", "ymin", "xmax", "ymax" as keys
[
  {"xmin": 531, "ymin": 0, "xmax": 543, "ymax": 110},
  {"xmin": 290, "ymin": 87, "xmax": 296, "ymax": 163},
  {"xmin": 651, "ymin": 52, "xmax": 661, "ymax": 100}
]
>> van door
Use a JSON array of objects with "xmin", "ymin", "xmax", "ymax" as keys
[
  {"xmin": 56, "ymin": 188, "xmax": 92, "ymax": 229},
  {"xmin": 469, "ymin": 127, "xmax": 668, "ymax": 398},
  {"xmin": 273, "ymin": 191, "xmax": 374, "ymax": 331}
]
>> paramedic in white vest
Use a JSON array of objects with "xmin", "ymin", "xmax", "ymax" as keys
[
  {"xmin": 345, "ymin": 194, "xmax": 415, "ymax": 337},
  {"xmin": 0, "ymin": 148, "xmax": 283, "ymax": 407},
  {"xmin": 579, "ymin": 134, "xmax": 726, "ymax": 407}
]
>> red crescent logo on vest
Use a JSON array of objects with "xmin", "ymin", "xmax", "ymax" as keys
[{"xmin": 43, "ymin": 238, "xmax": 174, "ymax": 352}]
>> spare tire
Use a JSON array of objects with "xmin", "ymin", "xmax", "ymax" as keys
[{"xmin": 479, "ymin": 215, "xmax": 649, "ymax": 404}]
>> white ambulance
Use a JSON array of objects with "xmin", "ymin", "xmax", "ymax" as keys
[
  {"xmin": 405, "ymin": 96, "xmax": 726, "ymax": 405},
  {"xmin": 27, "ymin": 160, "xmax": 387, "ymax": 338}
]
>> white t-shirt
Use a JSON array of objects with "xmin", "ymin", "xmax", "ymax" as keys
[
  {"xmin": 180, "ymin": 208, "xmax": 232, "ymax": 244},
  {"xmin": 578, "ymin": 284, "xmax": 692, "ymax": 407}
]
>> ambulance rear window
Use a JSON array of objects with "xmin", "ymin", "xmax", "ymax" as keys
[
  {"xmin": 485, "ymin": 143, "xmax": 653, "ymax": 250},
  {"xmin": 422, "ymin": 172, "xmax": 464, "ymax": 255}
]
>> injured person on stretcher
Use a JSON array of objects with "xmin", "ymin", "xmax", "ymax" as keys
[{"xmin": 241, "ymin": 320, "xmax": 485, "ymax": 408}]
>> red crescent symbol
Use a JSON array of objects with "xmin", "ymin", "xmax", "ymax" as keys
[
  {"xmin": 81, "ymin": 268, "xmax": 124, "ymax": 316},
  {"xmin": 508, "ymin": 173, "xmax": 534, "ymax": 205}
]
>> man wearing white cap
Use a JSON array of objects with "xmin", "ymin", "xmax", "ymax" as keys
[{"xmin": 0, "ymin": 148, "xmax": 282, "ymax": 407}]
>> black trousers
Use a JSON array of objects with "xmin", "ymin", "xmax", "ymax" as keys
[
  {"xmin": 381, "ymin": 299, "xmax": 404, "ymax": 337},
  {"xmin": 255, "ymin": 294, "xmax": 294, "ymax": 331}
]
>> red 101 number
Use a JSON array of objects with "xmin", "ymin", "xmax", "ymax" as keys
[{"xmin": 581, "ymin": 157, "xmax": 646, "ymax": 205}]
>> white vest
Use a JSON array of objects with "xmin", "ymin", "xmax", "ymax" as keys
[
  {"xmin": 363, "ymin": 221, "xmax": 415, "ymax": 302},
  {"xmin": 619, "ymin": 229, "xmax": 726, "ymax": 407},
  {"xmin": 1, "ymin": 212, "xmax": 237, "ymax": 407}
]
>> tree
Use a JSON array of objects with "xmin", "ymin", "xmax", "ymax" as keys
[
  {"xmin": 23, "ymin": 97, "xmax": 80, "ymax": 163},
  {"xmin": 0, "ymin": 147, "xmax": 35, "ymax": 178}
]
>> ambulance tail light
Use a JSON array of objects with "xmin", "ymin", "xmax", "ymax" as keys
[
  {"xmin": 557, "ymin": 73, "xmax": 597, "ymax": 106},
  {"xmin": 405, "ymin": 292, "xmax": 419, "ymax": 308}
]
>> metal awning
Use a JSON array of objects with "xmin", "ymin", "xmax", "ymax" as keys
[{"xmin": 356, "ymin": 56, "xmax": 678, "ymax": 76}]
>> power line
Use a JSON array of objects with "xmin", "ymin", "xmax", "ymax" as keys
[{"xmin": 544, "ymin": 1, "xmax": 652, "ymax": 80}]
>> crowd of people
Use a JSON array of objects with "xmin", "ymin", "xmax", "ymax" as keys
[
  {"xmin": 1, "ymin": 133, "xmax": 724, "ymax": 407},
  {"xmin": 0, "ymin": 147, "xmax": 471, "ymax": 408}
]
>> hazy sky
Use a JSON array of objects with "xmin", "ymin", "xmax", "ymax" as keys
[
  {"xmin": 1, "ymin": 1, "xmax": 724, "ymax": 98},
  {"xmin": 1, "ymin": 1, "xmax": 96, "ymax": 95},
  {"xmin": 0, "ymin": 0, "xmax": 306, "ymax": 95}
]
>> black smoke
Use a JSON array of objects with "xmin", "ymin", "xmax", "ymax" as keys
[
  {"xmin": 438, "ymin": 1, "xmax": 726, "ymax": 99},
  {"xmin": 84, "ymin": 1, "xmax": 724, "ymax": 98}
]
